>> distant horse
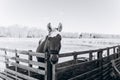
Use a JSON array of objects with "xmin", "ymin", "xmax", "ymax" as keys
[{"xmin": 36, "ymin": 23, "xmax": 62, "ymax": 69}]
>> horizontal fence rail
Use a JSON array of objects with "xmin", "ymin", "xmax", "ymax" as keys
[
  {"xmin": 0, "ymin": 48, "xmax": 45, "ymax": 58},
  {"xmin": 59, "ymin": 45, "xmax": 119, "ymax": 58}
]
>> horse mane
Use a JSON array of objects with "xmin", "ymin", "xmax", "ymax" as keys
[{"xmin": 38, "ymin": 36, "xmax": 48, "ymax": 44}]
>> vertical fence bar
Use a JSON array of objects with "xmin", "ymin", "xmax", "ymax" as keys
[
  {"xmin": 89, "ymin": 52, "xmax": 92, "ymax": 61},
  {"xmin": 15, "ymin": 49, "xmax": 19, "ymax": 80},
  {"xmin": 52, "ymin": 64, "xmax": 56, "ymax": 80},
  {"xmin": 15, "ymin": 50, "xmax": 19, "ymax": 64},
  {"xmin": 97, "ymin": 50, "xmax": 103, "ymax": 60},
  {"xmin": 73, "ymin": 54, "xmax": 77, "ymax": 63},
  {"xmin": 113, "ymin": 47, "xmax": 116, "ymax": 59},
  {"xmin": 117, "ymin": 47, "xmax": 119, "ymax": 56},
  {"xmin": 46, "ymin": 52, "xmax": 52, "ymax": 80},
  {"xmin": 115, "ymin": 46, "xmax": 119, "ymax": 58},
  {"xmin": 97, "ymin": 50, "xmax": 103, "ymax": 80},
  {"xmin": 115, "ymin": 47, "xmax": 118, "ymax": 58},
  {"xmin": 50, "ymin": 54, "xmax": 58, "ymax": 80},
  {"xmin": 28, "ymin": 50, "xmax": 32, "ymax": 77},
  {"xmin": 107, "ymin": 48, "xmax": 110, "ymax": 61},
  {"xmin": 45, "ymin": 52, "xmax": 48, "ymax": 80},
  {"xmin": 118, "ymin": 46, "xmax": 120, "ymax": 57},
  {"xmin": 117, "ymin": 48, "xmax": 119, "ymax": 58},
  {"xmin": 28, "ymin": 50, "xmax": 32, "ymax": 67},
  {"xmin": 5, "ymin": 50, "xmax": 9, "ymax": 68}
]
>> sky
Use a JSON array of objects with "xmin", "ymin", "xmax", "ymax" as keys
[{"xmin": 0, "ymin": 0, "xmax": 120, "ymax": 34}]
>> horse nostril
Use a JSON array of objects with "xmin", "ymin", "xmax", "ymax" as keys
[{"xmin": 50, "ymin": 55, "xmax": 59, "ymax": 64}]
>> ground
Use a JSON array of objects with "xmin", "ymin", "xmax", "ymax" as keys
[
  {"xmin": 0, "ymin": 37, "xmax": 119, "ymax": 70},
  {"xmin": 0, "ymin": 38, "xmax": 119, "ymax": 52}
]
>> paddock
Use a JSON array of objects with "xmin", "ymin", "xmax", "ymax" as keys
[{"xmin": 0, "ymin": 45, "xmax": 120, "ymax": 80}]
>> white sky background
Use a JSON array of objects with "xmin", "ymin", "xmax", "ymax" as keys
[{"xmin": 0, "ymin": 0, "xmax": 120, "ymax": 34}]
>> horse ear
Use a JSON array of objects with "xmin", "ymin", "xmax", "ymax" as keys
[
  {"xmin": 47, "ymin": 23, "xmax": 52, "ymax": 32},
  {"xmin": 58, "ymin": 23, "xmax": 62, "ymax": 32}
]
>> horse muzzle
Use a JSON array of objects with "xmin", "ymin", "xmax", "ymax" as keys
[{"xmin": 49, "ymin": 50, "xmax": 59, "ymax": 64}]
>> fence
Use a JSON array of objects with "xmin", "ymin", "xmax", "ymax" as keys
[
  {"xmin": 55, "ymin": 45, "xmax": 120, "ymax": 80},
  {"xmin": 0, "ymin": 45, "xmax": 120, "ymax": 80},
  {"xmin": 0, "ymin": 48, "xmax": 46, "ymax": 80}
]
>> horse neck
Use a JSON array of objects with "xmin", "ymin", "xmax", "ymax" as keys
[{"xmin": 36, "ymin": 36, "xmax": 48, "ymax": 53}]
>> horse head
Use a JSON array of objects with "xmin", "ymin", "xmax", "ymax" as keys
[
  {"xmin": 44, "ymin": 23, "xmax": 62, "ymax": 55},
  {"xmin": 36, "ymin": 23, "xmax": 62, "ymax": 64}
]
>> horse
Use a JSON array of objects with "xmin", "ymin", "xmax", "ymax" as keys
[{"xmin": 36, "ymin": 23, "xmax": 62, "ymax": 69}]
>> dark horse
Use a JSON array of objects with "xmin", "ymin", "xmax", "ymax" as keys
[{"xmin": 36, "ymin": 23, "xmax": 62, "ymax": 69}]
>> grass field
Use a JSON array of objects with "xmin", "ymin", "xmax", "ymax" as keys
[{"xmin": 0, "ymin": 38, "xmax": 119, "ymax": 53}]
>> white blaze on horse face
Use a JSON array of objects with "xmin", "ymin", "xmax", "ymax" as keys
[{"xmin": 49, "ymin": 28, "xmax": 61, "ymax": 37}]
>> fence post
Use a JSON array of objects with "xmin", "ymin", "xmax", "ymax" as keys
[
  {"xmin": 113, "ymin": 47, "xmax": 116, "ymax": 59},
  {"xmin": 97, "ymin": 50, "xmax": 103, "ymax": 60},
  {"xmin": 50, "ymin": 54, "xmax": 58, "ymax": 80},
  {"xmin": 45, "ymin": 52, "xmax": 48, "ymax": 80},
  {"xmin": 15, "ymin": 49, "xmax": 19, "ymax": 80},
  {"xmin": 15, "ymin": 50, "xmax": 19, "ymax": 64},
  {"xmin": 45, "ymin": 52, "xmax": 52, "ymax": 80},
  {"xmin": 46, "ymin": 51, "xmax": 59, "ymax": 80},
  {"xmin": 5, "ymin": 50, "xmax": 9, "ymax": 68},
  {"xmin": 107, "ymin": 48, "xmax": 110, "ymax": 61},
  {"xmin": 28, "ymin": 50, "xmax": 32, "ymax": 76},
  {"xmin": 28, "ymin": 50, "xmax": 32, "ymax": 67},
  {"xmin": 97, "ymin": 50, "xmax": 103, "ymax": 80},
  {"xmin": 73, "ymin": 54, "xmax": 77, "ymax": 63},
  {"xmin": 118, "ymin": 46, "xmax": 120, "ymax": 57},
  {"xmin": 89, "ymin": 52, "xmax": 92, "ymax": 61}
]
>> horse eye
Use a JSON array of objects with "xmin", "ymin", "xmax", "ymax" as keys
[
  {"xmin": 56, "ymin": 34, "xmax": 61, "ymax": 40},
  {"xmin": 54, "ymin": 28, "xmax": 58, "ymax": 30},
  {"xmin": 57, "ymin": 34, "xmax": 61, "ymax": 38},
  {"xmin": 48, "ymin": 37, "xmax": 52, "ymax": 40}
]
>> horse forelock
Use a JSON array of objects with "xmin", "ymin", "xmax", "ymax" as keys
[{"xmin": 48, "ymin": 28, "xmax": 61, "ymax": 37}]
